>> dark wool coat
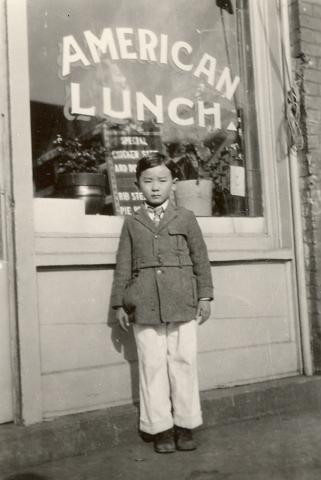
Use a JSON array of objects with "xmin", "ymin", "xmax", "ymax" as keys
[{"xmin": 110, "ymin": 202, "xmax": 214, "ymax": 325}]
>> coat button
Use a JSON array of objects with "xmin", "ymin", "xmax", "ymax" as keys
[
  {"xmin": 154, "ymin": 235, "xmax": 158, "ymax": 238},
  {"xmin": 156, "ymin": 269, "xmax": 162, "ymax": 274}
]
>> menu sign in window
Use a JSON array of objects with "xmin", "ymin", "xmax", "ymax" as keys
[{"xmin": 103, "ymin": 125, "xmax": 162, "ymax": 215}]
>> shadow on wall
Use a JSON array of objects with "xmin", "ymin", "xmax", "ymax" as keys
[
  {"xmin": 4, "ymin": 474, "xmax": 49, "ymax": 480},
  {"xmin": 108, "ymin": 304, "xmax": 139, "ymax": 405},
  {"xmin": 108, "ymin": 308, "xmax": 156, "ymax": 443}
]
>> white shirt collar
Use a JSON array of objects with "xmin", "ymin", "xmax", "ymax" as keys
[{"xmin": 144, "ymin": 199, "xmax": 169, "ymax": 211}]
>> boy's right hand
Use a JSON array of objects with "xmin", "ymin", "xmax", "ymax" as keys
[{"xmin": 116, "ymin": 307, "xmax": 130, "ymax": 332}]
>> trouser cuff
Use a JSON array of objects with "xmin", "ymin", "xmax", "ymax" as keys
[
  {"xmin": 140, "ymin": 418, "xmax": 174, "ymax": 435},
  {"xmin": 173, "ymin": 412, "xmax": 203, "ymax": 429}
]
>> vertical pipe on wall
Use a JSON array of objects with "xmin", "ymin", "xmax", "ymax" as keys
[{"xmin": 280, "ymin": 0, "xmax": 313, "ymax": 375}]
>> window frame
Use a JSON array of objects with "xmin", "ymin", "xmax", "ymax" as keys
[{"xmin": 9, "ymin": 0, "xmax": 291, "ymax": 256}]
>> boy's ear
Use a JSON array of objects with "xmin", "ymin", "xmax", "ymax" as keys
[
  {"xmin": 134, "ymin": 180, "xmax": 139, "ymax": 189},
  {"xmin": 172, "ymin": 177, "xmax": 178, "ymax": 190}
]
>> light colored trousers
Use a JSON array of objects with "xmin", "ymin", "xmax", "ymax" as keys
[{"xmin": 133, "ymin": 320, "xmax": 203, "ymax": 435}]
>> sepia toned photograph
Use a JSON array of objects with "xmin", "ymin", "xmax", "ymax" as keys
[{"xmin": 1, "ymin": 0, "xmax": 321, "ymax": 479}]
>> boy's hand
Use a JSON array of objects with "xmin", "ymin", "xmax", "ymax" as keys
[
  {"xmin": 116, "ymin": 307, "xmax": 130, "ymax": 332},
  {"xmin": 196, "ymin": 299, "xmax": 211, "ymax": 325}
]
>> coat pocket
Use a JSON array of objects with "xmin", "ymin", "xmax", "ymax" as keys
[
  {"xmin": 168, "ymin": 226, "xmax": 188, "ymax": 251},
  {"xmin": 177, "ymin": 269, "xmax": 198, "ymax": 308}
]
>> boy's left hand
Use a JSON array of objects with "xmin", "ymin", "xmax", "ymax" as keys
[{"xmin": 196, "ymin": 299, "xmax": 211, "ymax": 324}]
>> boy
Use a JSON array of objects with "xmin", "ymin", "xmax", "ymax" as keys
[{"xmin": 111, "ymin": 152, "xmax": 213, "ymax": 453}]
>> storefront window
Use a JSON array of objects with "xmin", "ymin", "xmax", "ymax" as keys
[{"xmin": 28, "ymin": 0, "xmax": 262, "ymax": 217}]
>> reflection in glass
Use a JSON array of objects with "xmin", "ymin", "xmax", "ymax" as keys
[{"xmin": 28, "ymin": 0, "xmax": 262, "ymax": 217}]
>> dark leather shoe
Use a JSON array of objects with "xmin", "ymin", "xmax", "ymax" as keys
[
  {"xmin": 175, "ymin": 426, "xmax": 197, "ymax": 451},
  {"xmin": 154, "ymin": 428, "xmax": 175, "ymax": 453}
]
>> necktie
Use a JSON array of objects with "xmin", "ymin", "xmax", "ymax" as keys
[{"xmin": 147, "ymin": 205, "xmax": 164, "ymax": 225}]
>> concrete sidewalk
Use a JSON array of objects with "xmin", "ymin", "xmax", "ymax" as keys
[
  {"xmin": 2, "ymin": 376, "xmax": 321, "ymax": 479},
  {"xmin": 2, "ymin": 409, "xmax": 321, "ymax": 480}
]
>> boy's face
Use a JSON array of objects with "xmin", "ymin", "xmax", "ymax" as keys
[{"xmin": 137, "ymin": 164, "xmax": 176, "ymax": 206}]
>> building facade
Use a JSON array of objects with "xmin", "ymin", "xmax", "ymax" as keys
[{"xmin": 0, "ymin": 0, "xmax": 320, "ymax": 426}]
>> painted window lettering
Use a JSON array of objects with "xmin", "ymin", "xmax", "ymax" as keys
[
  {"xmin": 61, "ymin": 28, "xmax": 240, "ymax": 100},
  {"xmin": 61, "ymin": 27, "xmax": 239, "ymax": 128}
]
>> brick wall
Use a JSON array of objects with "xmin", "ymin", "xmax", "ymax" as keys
[{"xmin": 289, "ymin": 0, "xmax": 321, "ymax": 372}]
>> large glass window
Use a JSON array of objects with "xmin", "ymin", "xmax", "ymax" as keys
[{"xmin": 28, "ymin": 0, "xmax": 262, "ymax": 217}]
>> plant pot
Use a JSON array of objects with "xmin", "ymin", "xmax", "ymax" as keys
[
  {"xmin": 55, "ymin": 173, "xmax": 106, "ymax": 215},
  {"xmin": 175, "ymin": 179, "xmax": 213, "ymax": 216}
]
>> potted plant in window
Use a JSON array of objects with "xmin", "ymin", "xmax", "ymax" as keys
[
  {"xmin": 166, "ymin": 130, "xmax": 239, "ymax": 216},
  {"xmin": 53, "ymin": 134, "xmax": 107, "ymax": 214},
  {"xmin": 202, "ymin": 128, "xmax": 247, "ymax": 216},
  {"xmin": 166, "ymin": 142, "xmax": 213, "ymax": 216}
]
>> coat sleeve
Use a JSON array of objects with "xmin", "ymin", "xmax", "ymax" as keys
[
  {"xmin": 110, "ymin": 218, "xmax": 133, "ymax": 309},
  {"xmin": 186, "ymin": 211, "xmax": 214, "ymax": 300}
]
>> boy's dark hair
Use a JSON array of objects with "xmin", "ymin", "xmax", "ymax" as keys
[{"xmin": 136, "ymin": 152, "xmax": 177, "ymax": 180}]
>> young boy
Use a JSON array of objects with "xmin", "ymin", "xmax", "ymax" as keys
[{"xmin": 111, "ymin": 152, "xmax": 213, "ymax": 453}]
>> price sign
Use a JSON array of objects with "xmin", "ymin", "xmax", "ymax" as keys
[{"xmin": 103, "ymin": 124, "xmax": 162, "ymax": 215}]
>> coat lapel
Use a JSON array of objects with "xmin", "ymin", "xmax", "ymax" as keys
[
  {"xmin": 134, "ymin": 206, "xmax": 157, "ymax": 232},
  {"xmin": 158, "ymin": 202, "xmax": 179, "ymax": 231}
]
